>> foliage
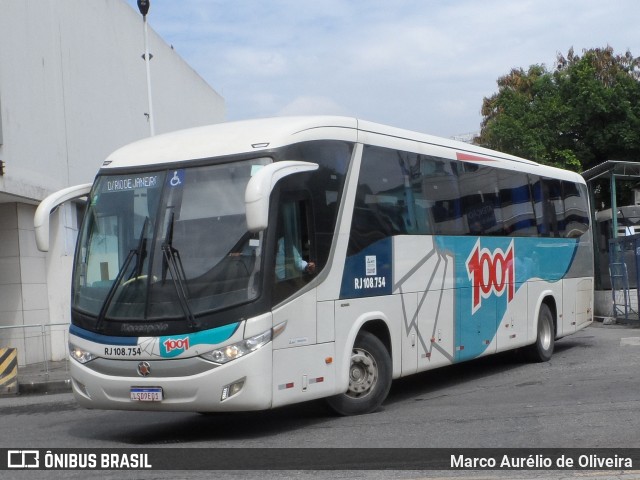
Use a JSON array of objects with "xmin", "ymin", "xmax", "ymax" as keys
[{"xmin": 475, "ymin": 47, "xmax": 640, "ymax": 172}]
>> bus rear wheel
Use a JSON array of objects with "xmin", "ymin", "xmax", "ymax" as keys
[
  {"xmin": 326, "ymin": 331, "xmax": 392, "ymax": 416},
  {"xmin": 526, "ymin": 303, "xmax": 555, "ymax": 362}
]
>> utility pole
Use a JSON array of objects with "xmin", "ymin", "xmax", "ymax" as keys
[{"xmin": 137, "ymin": 0, "xmax": 155, "ymax": 136}]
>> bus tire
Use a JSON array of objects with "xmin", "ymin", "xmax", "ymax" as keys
[
  {"xmin": 526, "ymin": 303, "xmax": 555, "ymax": 362},
  {"xmin": 326, "ymin": 330, "xmax": 392, "ymax": 416}
]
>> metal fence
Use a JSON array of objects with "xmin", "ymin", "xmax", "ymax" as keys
[
  {"xmin": 609, "ymin": 235, "xmax": 640, "ymax": 321},
  {"xmin": 0, "ymin": 323, "xmax": 69, "ymax": 373}
]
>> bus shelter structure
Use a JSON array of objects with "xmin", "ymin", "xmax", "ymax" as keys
[{"xmin": 582, "ymin": 160, "xmax": 640, "ymax": 322}]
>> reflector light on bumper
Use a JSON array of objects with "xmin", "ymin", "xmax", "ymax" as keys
[{"xmin": 221, "ymin": 378, "xmax": 246, "ymax": 401}]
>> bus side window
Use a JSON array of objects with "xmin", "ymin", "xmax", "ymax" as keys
[
  {"xmin": 534, "ymin": 178, "xmax": 561, "ymax": 237},
  {"xmin": 421, "ymin": 157, "xmax": 464, "ymax": 235},
  {"xmin": 348, "ymin": 146, "xmax": 405, "ymax": 255},
  {"xmin": 562, "ymin": 181, "xmax": 590, "ymax": 238},
  {"xmin": 273, "ymin": 198, "xmax": 315, "ymax": 302},
  {"xmin": 458, "ymin": 163, "xmax": 501, "ymax": 236},
  {"xmin": 498, "ymin": 170, "xmax": 537, "ymax": 237}
]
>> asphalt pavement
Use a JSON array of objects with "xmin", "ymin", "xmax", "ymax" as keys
[{"xmin": 2, "ymin": 319, "xmax": 640, "ymax": 479}]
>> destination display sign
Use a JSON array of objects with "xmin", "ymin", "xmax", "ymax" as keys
[{"xmin": 100, "ymin": 174, "xmax": 162, "ymax": 193}]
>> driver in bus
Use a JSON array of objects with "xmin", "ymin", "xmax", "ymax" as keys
[{"xmin": 275, "ymin": 237, "xmax": 315, "ymax": 280}]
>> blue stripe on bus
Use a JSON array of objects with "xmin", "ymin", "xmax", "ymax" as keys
[
  {"xmin": 435, "ymin": 236, "xmax": 579, "ymax": 361},
  {"xmin": 69, "ymin": 324, "xmax": 138, "ymax": 346},
  {"xmin": 340, "ymin": 235, "xmax": 580, "ymax": 362},
  {"xmin": 70, "ymin": 322, "xmax": 242, "ymax": 356}
]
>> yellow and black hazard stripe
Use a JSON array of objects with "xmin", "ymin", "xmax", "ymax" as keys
[{"xmin": 0, "ymin": 348, "xmax": 18, "ymax": 394}]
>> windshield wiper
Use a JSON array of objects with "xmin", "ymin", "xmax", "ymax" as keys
[
  {"xmin": 96, "ymin": 217, "xmax": 149, "ymax": 330},
  {"xmin": 130, "ymin": 217, "xmax": 149, "ymax": 280},
  {"xmin": 161, "ymin": 211, "xmax": 196, "ymax": 328}
]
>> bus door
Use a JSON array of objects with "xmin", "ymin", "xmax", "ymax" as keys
[{"xmin": 271, "ymin": 194, "xmax": 318, "ymax": 347}]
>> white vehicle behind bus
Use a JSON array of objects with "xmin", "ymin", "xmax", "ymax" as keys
[{"xmin": 35, "ymin": 116, "xmax": 593, "ymax": 415}]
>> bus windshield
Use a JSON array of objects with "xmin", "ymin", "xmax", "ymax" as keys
[{"xmin": 72, "ymin": 158, "xmax": 271, "ymax": 324}]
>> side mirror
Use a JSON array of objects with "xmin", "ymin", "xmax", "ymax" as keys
[
  {"xmin": 245, "ymin": 161, "xmax": 318, "ymax": 232},
  {"xmin": 34, "ymin": 183, "xmax": 93, "ymax": 252}
]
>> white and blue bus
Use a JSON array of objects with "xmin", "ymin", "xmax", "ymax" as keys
[{"xmin": 35, "ymin": 117, "xmax": 593, "ymax": 415}]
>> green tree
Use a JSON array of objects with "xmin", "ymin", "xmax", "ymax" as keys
[{"xmin": 476, "ymin": 47, "xmax": 640, "ymax": 172}]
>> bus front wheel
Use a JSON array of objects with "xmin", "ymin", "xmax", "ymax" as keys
[
  {"xmin": 326, "ymin": 331, "xmax": 392, "ymax": 416},
  {"xmin": 526, "ymin": 303, "xmax": 555, "ymax": 362}
]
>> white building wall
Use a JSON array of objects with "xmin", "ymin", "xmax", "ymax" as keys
[{"xmin": 0, "ymin": 0, "xmax": 225, "ymax": 364}]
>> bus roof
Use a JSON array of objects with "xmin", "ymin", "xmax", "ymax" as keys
[{"xmin": 102, "ymin": 116, "xmax": 585, "ymax": 184}]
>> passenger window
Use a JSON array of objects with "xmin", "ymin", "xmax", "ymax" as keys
[
  {"xmin": 348, "ymin": 146, "xmax": 590, "ymax": 245},
  {"xmin": 458, "ymin": 164, "xmax": 501, "ymax": 235},
  {"xmin": 349, "ymin": 146, "xmax": 406, "ymax": 255},
  {"xmin": 562, "ymin": 182, "xmax": 590, "ymax": 238},
  {"xmin": 533, "ymin": 178, "xmax": 562, "ymax": 237},
  {"xmin": 498, "ymin": 170, "xmax": 537, "ymax": 237},
  {"xmin": 420, "ymin": 157, "xmax": 464, "ymax": 235}
]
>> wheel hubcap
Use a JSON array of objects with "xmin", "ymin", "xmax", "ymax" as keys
[
  {"xmin": 540, "ymin": 315, "xmax": 552, "ymax": 350},
  {"xmin": 346, "ymin": 348, "xmax": 378, "ymax": 398}
]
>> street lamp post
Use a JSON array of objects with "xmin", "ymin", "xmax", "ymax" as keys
[{"xmin": 137, "ymin": 0, "xmax": 155, "ymax": 136}]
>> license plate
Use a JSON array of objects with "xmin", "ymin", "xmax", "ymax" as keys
[{"xmin": 130, "ymin": 387, "xmax": 163, "ymax": 402}]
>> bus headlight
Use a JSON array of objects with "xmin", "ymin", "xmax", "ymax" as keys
[
  {"xmin": 69, "ymin": 342, "xmax": 97, "ymax": 364},
  {"xmin": 201, "ymin": 329, "xmax": 271, "ymax": 364},
  {"xmin": 200, "ymin": 322, "xmax": 285, "ymax": 365}
]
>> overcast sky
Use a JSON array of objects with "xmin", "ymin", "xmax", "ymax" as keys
[{"xmin": 125, "ymin": 0, "xmax": 639, "ymax": 138}]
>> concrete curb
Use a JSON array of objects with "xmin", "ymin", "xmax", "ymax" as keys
[
  {"xmin": 18, "ymin": 378, "xmax": 72, "ymax": 396},
  {"xmin": 0, "ymin": 359, "xmax": 73, "ymax": 397}
]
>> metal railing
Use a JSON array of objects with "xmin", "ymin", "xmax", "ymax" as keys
[
  {"xmin": 0, "ymin": 323, "xmax": 69, "ymax": 374},
  {"xmin": 609, "ymin": 235, "xmax": 640, "ymax": 321}
]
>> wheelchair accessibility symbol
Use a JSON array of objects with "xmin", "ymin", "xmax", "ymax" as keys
[{"xmin": 168, "ymin": 170, "xmax": 184, "ymax": 188}]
